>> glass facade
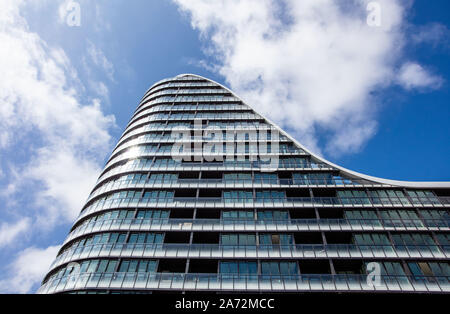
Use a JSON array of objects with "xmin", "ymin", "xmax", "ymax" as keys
[{"xmin": 39, "ymin": 74, "xmax": 450, "ymax": 294}]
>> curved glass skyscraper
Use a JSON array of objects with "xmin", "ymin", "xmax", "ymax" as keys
[{"xmin": 39, "ymin": 74, "xmax": 450, "ymax": 294}]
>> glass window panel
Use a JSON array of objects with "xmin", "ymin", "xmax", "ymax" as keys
[
  {"xmin": 408, "ymin": 263, "xmax": 424, "ymax": 277},
  {"xmin": 128, "ymin": 234, "xmax": 138, "ymax": 244},
  {"xmin": 220, "ymin": 263, "xmax": 229, "ymax": 274},
  {"xmin": 97, "ymin": 260, "xmax": 108, "ymax": 273},
  {"xmin": 280, "ymin": 263, "xmax": 290, "ymax": 275},
  {"xmin": 270, "ymin": 263, "xmax": 280, "ymax": 275},
  {"xmin": 239, "ymin": 262, "xmax": 248, "ymax": 274},
  {"xmin": 109, "ymin": 233, "xmax": 119, "ymax": 243},
  {"xmin": 87, "ymin": 260, "xmax": 99, "ymax": 273},
  {"xmin": 137, "ymin": 234, "xmax": 146, "ymax": 244},
  {"xmin": 229, "ymin": 262, "xmax": 238, "ymax": 274},
  {"xmin": 119, "ymin": 261, "xmax": 130, "ymax": 272},
  {"xmin": 248, "ymin": 262, "xmax": 258, "ymax": 274},
  {"xmin": 128, "ymin": 260, "xmax": 138, "ymax": 273},
  {"xmin": 118, "ymin": 234, "xmax": 127, "ymax": 243},
  {"xmin": 155, "ymin": 234, "xmax": 164, "ymax": 243},
  {"xmin": 106, "ymin": 260, "xmax": 117, "ymax": 273},
  {"xmin": 261, "ymin": 262, "xmax": 270, "ymax": 275}
]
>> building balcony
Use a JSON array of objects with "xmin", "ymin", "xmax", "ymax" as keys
[
  {"xmin": 63, "ymin": 218, "xmax": 449, "ymax": 246},
  {"xmin": 112, "ymin": 137, "xmax": 291, "ymax": 157},
  {"xmin": 88, "ymin": 179, "xmax": 380, "ymax": 203},
  {"xmin": 97, "ymin": 163, "xmax": 335, "ymax": 184},
  {"xmin": 121, "ymin": 124, "xmax": 276, "ymax": 142},
  {"xmin": 48, "ymin": 243, "xmax": 449, "ymax": 273},
  {"xmin": 130, "ymin": 105, "xmax": 253, "ymax": 124},
  {"xmin": 128, "ymin": 113, "xmax": 262, "ymax": 130},
  {"xmin": 38, "ymin": 272, "xmax": 450, "ymax": 294},
  {"xmin": 141, "ymin": 81, "xmax": 218, "ymax": 99},
  {"xmin": 103, "ymin": 151, "xmax": 308, "ymax": 171},
  {"xmin": 78, "ymin": 197, "xmax": 450, "ymax": 221},
  {"xmin": 139, "ymin": 90, "xmax": 233, "ymax": 107}
]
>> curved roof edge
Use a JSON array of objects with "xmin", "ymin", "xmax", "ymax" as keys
[{"xmin": 152, "ymin": 73, "xmax": 450, "ymax": 189}]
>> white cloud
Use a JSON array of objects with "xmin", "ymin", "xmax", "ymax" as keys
[
  {"xmin": 91, "ymin": 81, "xmax": 110, "ymax": 101},
  {"xmin": 0, "ymin": 245, "xmax": 60, "ymax": 294},
  {"xmin": 0, "ymin": 0, "xmax": 115, "ymax": 229},
  {"xmin": 87, "ymin": 40, "xmax": 115, "ymax": 82},
  {"xmin": 0, "ymin": 0, "xmax": 116, "ymax": 293},
  {"xmin": 411, "ymin": 23, "xmax": 450, "ymax": 48},
  {"xmin": 26, "ymin": 145, "xmax": 103, "ymax": 227},
  {"xmin": 397, "ymin": 62, "xmax": 444, "ymax": 90},
  {"xmin": 327, "ymin": 119, "xmax": 378, "ymax": 156},
  {"xmin": 173, "ymin": 0, "xmax": 443, "ymax": 156},
  {"xmin": 94, "ymin": 2, "xmax": 112, "ymax": 32},
  {"xmin": 58, "ymin": 0, "xmax": 70, "ymax": 24},
  {"xmin": 0, "ymin": 219, "xmax": 31, "ymax": 248}
]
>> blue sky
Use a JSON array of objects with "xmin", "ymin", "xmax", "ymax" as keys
[{"xmin": 0, "ymin": 0, "xmax": 448, "ymax": 293}]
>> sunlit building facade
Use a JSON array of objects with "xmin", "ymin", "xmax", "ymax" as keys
[{"xmin": 39, "ymin": 74, "xmax": 450, "ymax": 294}]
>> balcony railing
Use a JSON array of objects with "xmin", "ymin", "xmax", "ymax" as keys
[
  {"xmin": 88, "ymin": 178, "xmax": 379, "ymax": 202},
  {"xmin": 122, "ymin": 124, "xmax": 275, "ymax": 139},
  {"xmin": 37, "ymin": 272, "xmax": 450, "ymax": 294},
  {"xmin": 79, "ymin": 196, "xmax": 449, "ymax": 220},
  {"xmin": 97, "ymin": 163, "xmax": 337, "ymax": 185},
  {"xmin": 49, "ymin": 243, "xmax": 449, "ymax": 272},
  {"xmin": 112, "ymin": 136, "xmax": 291, "ymax": 156},
  {"xmin": 104, "ymin": 151, "xmax": 309, "ymax": 171},
  {"xmin": 65, "ymin": 218, "xmax": 449, "ymax": 246}
]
